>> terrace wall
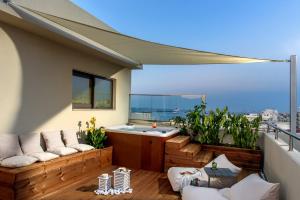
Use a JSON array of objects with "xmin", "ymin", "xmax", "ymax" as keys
[
  {"xmin": 0, "ymin": 21, "xmax": 131, "ymax": 134},
  {"xmin": 264, "ymin": 133, "xmax": 300, "ymax": 200}
]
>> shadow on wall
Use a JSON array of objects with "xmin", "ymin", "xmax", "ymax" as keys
[{"xmin": 3, "ymin": 21, "xmax": 123, "ymax": 134}]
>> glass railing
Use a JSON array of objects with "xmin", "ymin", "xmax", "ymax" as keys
[{"xmin": 129, "ymin": 94, "xmax": 205, "ymax": 122}]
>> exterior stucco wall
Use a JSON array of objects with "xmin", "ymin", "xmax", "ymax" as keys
[
  {"xmin": 264, "ymin": 133, "xmax": 300, "ymax": 200},
  {"xmin": 0, "ymin": 21, "xmax": 131, "ymax": 134}
]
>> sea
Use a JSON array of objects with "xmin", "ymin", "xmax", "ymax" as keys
[{"xmin": 130, "ymin": 92, "xmax": 291, "ymax": 121}]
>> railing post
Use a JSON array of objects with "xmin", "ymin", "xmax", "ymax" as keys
[
  {"xmin": 275, "ymin": 128, "xmax": 279, "ymax": 140},
  {"xmin": 267, "ymin": 124, "xmax": 270, "ymax": 133},
  {"xmin": 289, "ymin": 55, "xmax": 297, "ymax": 151}
]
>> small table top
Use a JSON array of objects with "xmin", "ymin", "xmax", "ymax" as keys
[{"xmin": 204, "ymin": 167, "xmax": 236, "ymax": 178}]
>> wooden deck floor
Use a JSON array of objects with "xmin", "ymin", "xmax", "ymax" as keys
[
  {"xmin": 43, "ymin": 166, "xmax": 180, "ymax": 200},
  {"xmin": 42, "ymin": 166, "xmax": 253, "ymax": 200}
]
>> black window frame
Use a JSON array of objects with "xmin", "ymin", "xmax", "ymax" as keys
[{"xmin": 72, "ymin": 70, "xmax": 114, "ymax": 109}]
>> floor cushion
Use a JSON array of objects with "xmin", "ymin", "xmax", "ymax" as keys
[
  {"xmin": 19, "ymin": 133, "xmax": 44, "ymax": 154},
  {"xmin": 69, "ymin": 143, "xmax": 94, "ymax": 152},
  {"xmin": 167, "ymin": 167, "xmax": 208, "ymax": 192},
  {"xmin": 42, "ymin": 131, "xmax": 65, "ymax": 151},
  {"xmin": 0, "ymin": 155, "xmax": 38, "ymax": 168},
  {"xmin": 62, "ymin": 130, "xmax": 79, "ymax": 146},
  {"xmin": 230, "ymin": 173, "xmax": 280, "ymax": 200},
  {"xmin": 47, "ymin": 147, "xmax": 78, "ymax": 156},
  {"xmin": 0, "ymin": 134, "xmax": 23, "ymax": 161},
  {"xmin": 30, "ymin": 152, "xmax": 59, "ymax": 161},
  {"xmin": 182, "ymin": 186, "xmax": 228, "ymax": 200}
]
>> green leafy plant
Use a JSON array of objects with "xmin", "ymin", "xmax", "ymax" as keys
[
  {"xmin": 172, "ymin": 116, "xmax": 188, "ymax": 135},
  {"xmin": 224, "ymin": 114, "xmax": 262, "ymax": 149},
  {"xmin": 186, "ymin": 99, "xmax": 207, "ymax": 137},
  {"xmin": 197, "ymin": 107, "xmax": 228, "ymax": 145},
  {"xmin": 86, "ymin": 117, "xmax": 107, "ymax": 149}
]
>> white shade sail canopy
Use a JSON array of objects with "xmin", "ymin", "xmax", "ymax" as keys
[{"xmin": 8, "ymin": 0, "xmax": 285, "ymax": 67}]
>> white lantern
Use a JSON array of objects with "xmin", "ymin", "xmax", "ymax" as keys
[
  {"xmin": 97, "ymin": 173, "xmax": 112, "ymax": 194},
  {"xmin": 113, "ymin": 167, "xmax": 132, "ymax": 192}
]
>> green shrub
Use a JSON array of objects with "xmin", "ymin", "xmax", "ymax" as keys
[
  {"xmin": 224, "ymin": 114, "xmax": 262, "ymax": 149},
  {"xmin": 197, "ymin": 107, "xmax": 228, "ymax": 145},
  {"xmin": 173, "ymin": 100, "xmax": 262, "ymax": 149},
  {"xmin": 172, "ymin": 116, "xmax": 188, "ymax": 135}
]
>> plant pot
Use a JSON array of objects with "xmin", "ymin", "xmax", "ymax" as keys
[{"xmin": 200, "ymin": 144, "xmax": 262, "ymax": 171}]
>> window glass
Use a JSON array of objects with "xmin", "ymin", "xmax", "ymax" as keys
[
  {"xmin": 72, "ymin": 75, "xmax": 91, "ymax": 108},
  {"xmin": 94, "ymin": 78, "xmax": 113, "ymax": 108}
]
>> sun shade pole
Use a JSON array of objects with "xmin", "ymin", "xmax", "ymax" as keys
[{"xmin": 289, "ymin": 55, "xmax": 297, "ymax": 151}]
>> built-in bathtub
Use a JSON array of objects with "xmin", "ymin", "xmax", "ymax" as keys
[
  {"xmin": 106, "ymin": 124, "xmax": 179, "ymax": 137},
  {"xmin": 106, "ymin": 125, "xmax": 179, "ymax": 172}
]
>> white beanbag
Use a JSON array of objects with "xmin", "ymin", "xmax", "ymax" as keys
[
  {"xmin": 167, "ymin": 167, "xmax": 208, "ymax": 192},
  {"xmin": 182, "ymin": 186, "xmax": 228, "ymax": 200},
  {"xmin": 69, "ymin": 143, "xmax": 94, "ymax": 152},
  {"xmin": 42, "ymin": 130, "xmax": 65, "ymax": 151},
  {"xmin": 0, "ymin": 155, "xmax": 38, "ymax": 168},
  {"xmin": 19, "ymin": 133, "xmax": 44, "ymax": 154},
  {"xmin": 47, "ymin": 147, "xmax": 78, "ymax": 156},
  {"xmin": 30, "ymin": 152, "xmax": 59, "ymax": 162},
  {"xmin": 230, "ymin": 174, "xmax": 280, "ymax": 200},
  {"xmin": 0, "ymin": 134, "xmax": 23, "ymax": 161},
  {"xmin": 62, "ymin": 130, "xmax": 80, "ymax": 146}
]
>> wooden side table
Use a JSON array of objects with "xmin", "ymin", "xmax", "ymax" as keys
[{"xmin": 204, "ymin": 167, "xmax": 237, "ymax": 187}]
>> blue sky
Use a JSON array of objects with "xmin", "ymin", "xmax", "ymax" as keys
[{"xmin": 72, "ymin": 0, "xmax": 300, "ymax": 112}]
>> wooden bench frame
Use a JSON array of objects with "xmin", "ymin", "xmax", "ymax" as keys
[{"xmin": 0, "ymin": 146, "xmax": 112, "ymax": 200}]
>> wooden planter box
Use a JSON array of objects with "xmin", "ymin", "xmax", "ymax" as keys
[
  {"xmin": 100, "ymin": 146, "xmax": 113, "ymax": 167},
  {"xmin": 200, "ymin": 144, "xmax": 262, "ymax": 171}
]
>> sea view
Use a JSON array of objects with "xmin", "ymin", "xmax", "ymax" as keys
[{"xmin": 129, "ymin": 92, "xmax": 291, "ymax": 121}]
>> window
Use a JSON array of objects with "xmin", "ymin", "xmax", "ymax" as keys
[{"xmin": 72, "ymin": 70, "xmax": 114, "ymax": 109}]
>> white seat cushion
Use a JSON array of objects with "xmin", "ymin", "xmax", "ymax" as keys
[
  {"xmin": 69, "ymin": 144, "xmax": 94, "ymax": 152},
  {"xmin": 47, "ymin": 147, "xmax": 78, "ymax": 156},
  {"xmin": 0, "ymin": 134, "xmax": 23, "ymax": 161},
  {"xmin": 182, "ymin": 186, "xmax": 228, "ymax": 200},
  {"xmin": 62, "ymin": 130, "xmax": 79, "ymax": 146},
  {"xmin": 167, "ymin": 167, "xmax": 208, "ymax": 192},
  {"xmin": 42, "ymin": 131, "xmax": 65, "ymax": 151},
  {"xmin": 230, "ymin": 173, "xmax": 280, "ymax": 200},
  {"xmin": 19, "ymin": 133, "xmax": 44, "ymax": 154},
  {"xmin": 29, "ymin": 152, "xmax": 59, "ymax": 162},
  {"xmin": 0, "ymin": 155, "xmax": 38, "ymax": 168}
]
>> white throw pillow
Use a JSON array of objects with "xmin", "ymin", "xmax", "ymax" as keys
[
  {"xmin": 30, "ymin": 152, "xmax": 59, "ymax": 162},
  {"xmin": 0, "ymin": 134, "xmax": 23, "ymax": 161},
  {"xmin": 167, "ymin": 167, "xmax": 208, "ymax": 192},
  {"xmin": 206, "ymin": 154, "xmax": 241, "ymax": 174},
  {"xmin": 0, "ymin": 155, "xmax": 38, "ymax": 168},
  {"xmin": 62, "ymin": 130, "xmax": 79, "ymax": 146},
  {"xmin": 42, "ymin": 131, "xmax": 65, "ymax": 151},
  {"xmin": 19, "ymin": 133, "xmax": 44, "ymax": 154},
  {"xmin": 230, "ymin": 173, "xmax": 280, "ymax": 200},
  {"xmin": 47, "ymin": 147, "xmax": 78, "ymax": 156},
  {"xmin": 69, "ymin": 144, "xmax": 94, "ymax": 152}
]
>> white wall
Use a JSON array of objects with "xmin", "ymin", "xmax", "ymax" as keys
[
  {"xmin": 264, "ymin": 133, "xmax": 300, "ymax": 200},
  {"xmin": 0, "ymin": 21, "xmax": 131, "ymax": 134}
]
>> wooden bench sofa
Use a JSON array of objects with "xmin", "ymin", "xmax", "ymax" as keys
[{"xmin": 0, "ymin": 146, "xmax": 112, "ymax": 200}]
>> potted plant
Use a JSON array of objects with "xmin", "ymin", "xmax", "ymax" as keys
[{"xmin": 85, "ymin": 117, "xmax": 112, "ymax": 167}]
